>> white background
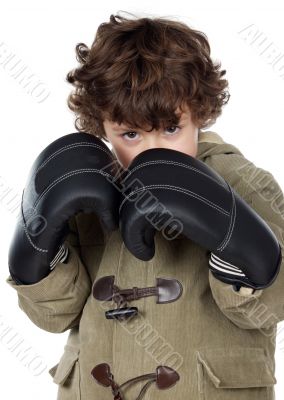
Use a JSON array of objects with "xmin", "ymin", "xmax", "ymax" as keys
[{"xmin": 1, "ymin": 1, "xmax": 284, "ymax": 398}]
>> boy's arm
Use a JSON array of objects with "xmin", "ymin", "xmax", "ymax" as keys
[
  {"xmin": 6, "ymin": 216, "xmax": 92, "ymax": 334},
  {"xmin": 206, "ymin": 152, "xmax": 284, "ymax": 330}
]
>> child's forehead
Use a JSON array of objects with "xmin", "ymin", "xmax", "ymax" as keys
[{"xmin": 103, "ymin": 105, "xmax": 191, "ymax": 129}]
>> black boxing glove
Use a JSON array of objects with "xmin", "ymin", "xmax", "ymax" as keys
[
  {"xmin": 118, "ymin": 148, "xmax": 282, "ymax": 290},
  {"xmin": 8, "ymin": 132, "xmax": 121, "ymax": 285}
]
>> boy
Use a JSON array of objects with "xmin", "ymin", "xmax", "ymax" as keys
[{"xmin": 7, "ymin": 12, "xmax": 284, "ymax": 400}]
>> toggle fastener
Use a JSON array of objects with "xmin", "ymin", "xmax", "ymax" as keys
[{"xmin": 92, "ymin": 275, "xmax": 183, "ymax": 320}]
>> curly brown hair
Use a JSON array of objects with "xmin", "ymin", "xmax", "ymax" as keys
[{"xmin": 66, "ymin": 12, "xmax": 230, "ymax": 142}]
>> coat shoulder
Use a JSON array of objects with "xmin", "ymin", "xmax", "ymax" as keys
[
  {"xmin": 198, "ymin": 130, "xmax": 226, "ymax": 145},
  {"xmin": 197, "ymin": 130, "xmax": 245, "ymax": 163}
]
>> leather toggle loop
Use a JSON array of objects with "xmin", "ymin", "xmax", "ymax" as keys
[
  {"xmin": 92, "ymin": 275, "xmax": 182, "ymax": 320},
  {"xmin": 93, "ymin": 275, "xmax": 183, "ymax": 304},
  {"xmin": 91, "ymin": 362, "xmax": 180, "ymax": 400}
]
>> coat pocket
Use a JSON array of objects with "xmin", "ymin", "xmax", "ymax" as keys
[
  {"xmin": 48, "ymin": 345, "xmax": 81, "ymax": 400},
  {"xmin": 196, "ymin": 346, "xmax": 276, "ymax": 400}
]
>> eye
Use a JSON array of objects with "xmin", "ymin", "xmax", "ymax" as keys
[
  {"xmin": 120, "ymin": 125, "xmax": 182, "ymax": 141},
  {"xmin": 164, "ymin": 125, "xmax": 181, "ymax": 135},
  {"xmin": 121, "ymin": 131, "xmax": 140, "ymax": 141}
]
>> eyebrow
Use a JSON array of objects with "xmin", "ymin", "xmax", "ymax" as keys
[{"xmin": 112, "ymin": 126, "xmax": 133, "ymax": 132}]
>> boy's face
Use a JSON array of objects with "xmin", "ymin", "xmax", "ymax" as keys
[{"xmin": 102, "ymin": 105, "xmax": 199, "ymax": 169}]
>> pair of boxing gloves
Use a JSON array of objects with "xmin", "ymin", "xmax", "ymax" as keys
[{"xmin": 8, "ymin": 132, "xmax": 282, "ymax": 291}]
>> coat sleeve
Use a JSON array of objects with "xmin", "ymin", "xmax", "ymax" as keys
[
  {"xmin": 5, "ymin": 215, "xmax": 93, "ymax": 334},
  {"xmin": 206, "ymin": 152, "xmax": 284, "ymax": 330}
]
